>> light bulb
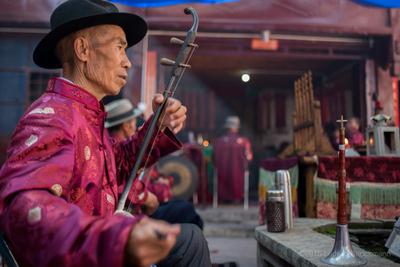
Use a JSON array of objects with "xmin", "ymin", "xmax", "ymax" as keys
[{"xmin": 241, "ymin": 73, "xmax": 250, "ymax": 83}]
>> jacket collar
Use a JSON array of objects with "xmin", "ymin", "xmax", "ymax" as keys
[{"xmin": 46, "ymin": 77, "xmax": 104, "ymax": 112}]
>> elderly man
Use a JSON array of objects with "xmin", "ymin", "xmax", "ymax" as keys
[
  {"xmin": 0, "ymin": 1, "xmax": 210, "ymax": 267},
  {"xmin": 213, "ymin": 116, "xmax": 253, "ymax": 203}
]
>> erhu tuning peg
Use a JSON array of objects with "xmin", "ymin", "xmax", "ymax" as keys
[
  {"xmin": 170, "ymin": 37, "xmax": 199, "ymax": 48},
  {"xmin": 170, "ymin": 37, "xmax": 184, "ymax": 45},
  {"xmin": 160, "ymin": 58, "xmax": 191, "ymax": 68},
  {"xmin": 160, "ymin": 58, "xmax": 176, "ymax": 66}
]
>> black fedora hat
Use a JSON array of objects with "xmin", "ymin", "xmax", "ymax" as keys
[{"xmin": 33, "ymin": 0, "xmax": 147, "ymax": 69}]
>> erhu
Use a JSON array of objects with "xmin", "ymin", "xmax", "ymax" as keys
[
  {"xmin": 116, "ymin": 7, "xmax": 199, "ymax": 214},
  {"xmin": 321, "ymin": 115, "xmax": 366, "ymax": 266}
]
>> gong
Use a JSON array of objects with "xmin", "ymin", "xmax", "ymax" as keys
[{"xmin": 157, "ymin": 155, "xmax": 199, "ymax": 200}]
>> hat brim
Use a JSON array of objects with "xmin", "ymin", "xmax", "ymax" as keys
[
  {"xmin": 33, "ymin": 12, "xmax": 147, "ymax": 69},
  {"xmin": 224, "ymin": 122, "xmax": 240, "ymax": 128},
  {"xmin": 105, "ymin": 108, "xmax": 142, "ymax": 128}
]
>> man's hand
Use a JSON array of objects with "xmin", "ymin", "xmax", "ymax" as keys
[
  {"xmin": 125, "ymin": 218, "xmax": 180, "ymax": 267},
  {"xmin": 142, "ymin": 191, "xmax": 159, "ymax": 215},
  {"xmin": 152, "ymin": 94, "xmax": 187, "ymax": 134}
]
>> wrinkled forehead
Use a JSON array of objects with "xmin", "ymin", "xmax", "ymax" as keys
[{"xmin": 83, "ymin": 24, "xmax": 127, "ymax": 43}]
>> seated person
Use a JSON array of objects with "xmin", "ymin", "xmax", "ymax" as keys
[
  {"xmin": 346, "ymin": 117, "xmax": 365, "ymax": 147},
  {"xmin": 106, "ymin": 98, "xmax": 204, "ymax": 229},
  {"xmin": 0, "ymin": 1, "xmax": 210, "ymax": 266}
]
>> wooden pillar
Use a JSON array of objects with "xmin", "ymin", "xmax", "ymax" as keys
[
  {"xmin": 390, "ymin": 9, "xmax": 400, "ymax": 77},
  {"xmin": 365, "ymin": 59, "xmax": 376, "ymax": 126},
  {"xmin": 377, "ymin": 66, "xmax": 394, "ymax": 118},
  {"xmin": 143, "ymin": 50, "xmax": 158, "ymax": 119},
  {"xmin": 300, "ymin": 156, "xmax": 318, "ymax": 218},
  {"xmin": 392, "ymin": 10, "xmax": 400, "ymax": 125}
]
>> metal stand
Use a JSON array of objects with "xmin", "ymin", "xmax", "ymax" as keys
[
  {"xmin": 321, "ymin": 224, "xmax": 367, "ymax": 266},
  {"xmin": 213, "ymin": 168, "xmax": 218, "ymax": 208},
  {"xmin": 244, "ymin": 169, "xmax": 249, "ymax": 210},
  {"xmin": 193, "ymin": 192, "xmax": 198, "ymax": 205},
  {"xmin": 321, "ymin": 115, "xmax": 367, "ymax": 266}
]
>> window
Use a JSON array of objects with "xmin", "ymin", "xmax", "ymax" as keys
[{"xmin": 29, "ymin": 72, "xmax": 59, "ymax": 104}]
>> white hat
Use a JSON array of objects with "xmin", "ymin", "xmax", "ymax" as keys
[
  {"xmin": 105, "ymin": 99, "xmax": 143, "ymax": 128},
  {"xmin": 224, "ymin": 116, "xmax": 240, "ymax": 129}
]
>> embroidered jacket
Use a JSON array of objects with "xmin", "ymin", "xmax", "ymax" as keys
[{"xmin": 0, "ymin": 78, "xmax": 181, "ymax": 267}]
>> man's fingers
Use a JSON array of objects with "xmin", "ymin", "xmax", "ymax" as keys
[
  {"xmin": 153, "ymin": 221, "xmax": 181, "ymax": 236},
  {"xmin": 144, "ymin": 218, "xmax": 180, "ymax": 238},
  {"xmin": 166, "ymin": 106, "xmax": 187, "ymax": 124},
  {"xmin": 165, "ymin": 98, "xmax": 182, "ymax": 113},
  {"xmin": 152, "ymin": 94, "xmax": 164, "ymax": 112},
  {"xmin": 173, "ymin": 123, "xmax": 184, "ymax": 134},
  {"xmin": 154, "ymin": 94, "xmax": 164, "ymax": 104},
  {"xmin": 153, "ymin": 96, "xmax": 187, "ymax": 133},
  {"xmin": 169, "ymin": 115, "xmax": 186, "ymax": 129},
  {"xmin": 126, "ymin": 218, "xmax": 180, "ymax": 267},
  {"xmin": 171, "ymin": 105, "xmax": 187, "ymax": 119}
]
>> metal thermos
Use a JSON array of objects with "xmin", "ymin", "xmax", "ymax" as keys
[
  {"xmin": 275, "ymin": 170, "xmax": 293, "ymax": 230},
  {"xmin": 265, "ymin": 190, "xmax": 285, "ymax": 232}
]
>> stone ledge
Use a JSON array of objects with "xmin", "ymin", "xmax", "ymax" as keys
[{"xmin": 255, "ymin": 218, "xmax": 399, "ymax": 267}]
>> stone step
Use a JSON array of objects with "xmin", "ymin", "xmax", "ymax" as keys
[
  {"xmin": 197, "ymin": 205, "xmax": 259, "ymax": 224},
  {"xmin": 204, "ymin": 222, "xmax": 258, "ymax": 238},
  {"xmin": 197, "ymin": 205, "xmax": 259, "ymax": 238}
]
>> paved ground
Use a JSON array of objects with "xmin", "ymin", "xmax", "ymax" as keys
[
  {"xmin": 207, "ymin": 236, "xmax": 257, "ymax": 267},
  {"xmin": 197, "ymin": 205, "xmax": 259, "ymax": 267}
]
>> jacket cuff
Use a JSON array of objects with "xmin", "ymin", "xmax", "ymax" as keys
[
  {"xmin": 127, "ymin": 179, "xmax": 148, "ymax": 206},
  {"xmin": 156, "ymin": 127, "xmax": 182, "ymax": 157}
]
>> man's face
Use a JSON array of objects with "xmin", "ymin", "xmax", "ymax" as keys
[
  {"xmin": 85, "ymin": 25, "xmax": 131, "ymax": 96},
  {"xmin": 122, "ymin": 117, "xmax": 137, "ymax": 138},
  {"xmin": 229, "ymin": 127, "xmax": 239, "ymax": 133},
  {"xmin": 348, "ymin": 119, "xmax": 359, "ymax": 131}
]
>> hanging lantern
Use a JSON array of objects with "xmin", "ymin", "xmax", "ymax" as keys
[{"xmin": 366, "ymin": 115, "xmax": 400, "ymax": 156}]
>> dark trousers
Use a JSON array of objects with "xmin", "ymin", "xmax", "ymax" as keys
[
  {"xmin": 151, "ymin": 199, "xmax": 204, "ymax": 230},
  {"xmin": 157, "ymin": 223, "xmax": 211, "ymax": 267}
]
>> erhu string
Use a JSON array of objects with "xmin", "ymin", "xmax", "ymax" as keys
[{"xmin": 126, "ymin": 45, "xmax": 197, "ymax": 212}]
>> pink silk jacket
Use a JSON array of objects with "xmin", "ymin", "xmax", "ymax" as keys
[{"xmin": 0, "ymin": 78, "xmax": 181, "ymax": 267}]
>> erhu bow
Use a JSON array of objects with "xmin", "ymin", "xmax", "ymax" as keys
[{"xmin": 116, "ymin": 7, "xmax": 199, "ymax": 213}]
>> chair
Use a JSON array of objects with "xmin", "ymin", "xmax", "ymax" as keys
[{"xmin": 0, "ymin": 234, "xmax": 19, "ymax": 267}]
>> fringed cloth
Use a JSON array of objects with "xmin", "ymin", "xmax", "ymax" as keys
[{"xmin": 316, "ymin": 156, "xmax": 400, "ymax": 219}]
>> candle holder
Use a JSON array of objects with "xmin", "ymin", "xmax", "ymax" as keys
[{"xmin": 321, "ymin": 115, "xmax": 367, "ymax": 266}]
